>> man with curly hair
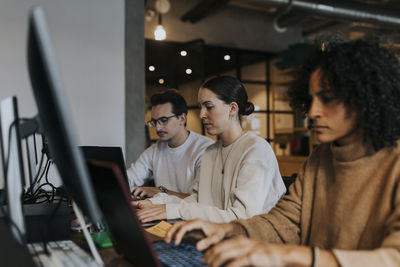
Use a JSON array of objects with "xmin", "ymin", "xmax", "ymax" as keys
[{"xmin": 165, "ymin": 38, "xmax": 400, "ymax": 267}]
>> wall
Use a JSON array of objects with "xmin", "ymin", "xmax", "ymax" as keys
[{"xmin": 0, "ymin": 0, "xmax": 125, "ymax": 186}]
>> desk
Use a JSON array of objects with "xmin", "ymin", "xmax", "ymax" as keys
[{"xmin": 71, "ymin": 230, "xmax": 161, "ymax": 267}]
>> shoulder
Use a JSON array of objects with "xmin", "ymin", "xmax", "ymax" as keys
[
  {"xmin": 377, "ymin": 140, "xmax": 400, "ymax": 162},
  {"xmin": 203, "ymin": 141, "xmax": 220, "ymax": 154},
  {"xmin": 189, "ymin": 131, "xmax": 214, "ymax": 145},
  {"xmin": 187, "ymin": 131, "xmax": 215, "ymax": 152},
  {"xmin": 237, "ymin": 132, "xmax": 270, "ymax": 150},
  {"xmin": 154, "ymin": 140, "xmax": 168, "ymax": 150},
  {"xmin": 233, "ymin": 133, "xmax": 275, "ymax": 161}
]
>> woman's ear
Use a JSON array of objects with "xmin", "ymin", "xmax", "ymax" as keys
[{"xmin": 229, "ymin": 102, "xmax": 239, "ymax": 117}]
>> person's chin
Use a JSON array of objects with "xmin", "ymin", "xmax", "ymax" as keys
[
  {"xmin": 158, "ymin": 135, "xmax": 170, "ymax": 141},
  {"xmin": 205, "ymin": 128, "xmax": 218, "ymax": 136},
  {"xmin": 315, "ymin": 133, "xmax": 333, "ymax": 144}
]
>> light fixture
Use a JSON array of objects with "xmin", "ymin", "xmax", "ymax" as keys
[
  {"xmin": 148, "ymin": 66, "xmax": 155, "ymax": 72},
  {"xmin": 185, "ymin": 68, "xmax": 192, "ymax": 74},
  {"xmin": 158, "ymin": 78, "xmax": 165, "ymax": 84},
  {"xmin": 155, "ymin": 0, "xmax": 171, "ymax": 14},
  {"xmin": 224, "ymin": 55, "xmax": 231, "ymax": 61},
  {"xmin": 180, "ymin": 50, "xmax": 187, "ymax": 56},
  {"xmin": 154, "ymin": 14, "xmax": 166, "ymax": 41}
]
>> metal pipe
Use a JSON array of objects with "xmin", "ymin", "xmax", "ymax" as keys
[{"xmin": 247, "ymin": 0, "xmax": 400, "ymax": 28}]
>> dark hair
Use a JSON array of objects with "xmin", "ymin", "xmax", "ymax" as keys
[
  {"xmin": 288, "ymin": 38, "xmax": 400, "ymax": 151},
  {"xmin": 201, "ymin": 76, "xmax": 254, "ymax": 118},
  {"xmin": 150, "ymin": 89, "xmax": 188, "ymax": 115}
]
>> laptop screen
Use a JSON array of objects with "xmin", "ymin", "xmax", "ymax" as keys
[
  {"xmin": 86, "ymin": 159, "xmax": 162, "ymax": 267},
  {"xmin": 80, "ymin": 146, "xmax": 130, "ymax": 189}
]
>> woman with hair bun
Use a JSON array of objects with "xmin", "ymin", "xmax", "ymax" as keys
[{"xmin": 134, "ymin": 76, "xmax": 286, "ymax": 223}]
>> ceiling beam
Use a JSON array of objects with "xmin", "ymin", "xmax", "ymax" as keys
[{"xmin": 181, "ymin": 0, "xmax": 231, "ymax": 23}]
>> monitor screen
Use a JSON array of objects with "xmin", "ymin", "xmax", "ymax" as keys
[{"xmin": 27, "ymin": 6, "xmax": 102, "ymax": 225}]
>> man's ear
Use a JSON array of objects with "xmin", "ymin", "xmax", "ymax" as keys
[{"xmin": 179, "ymin": 113, "xmax": 187, "ymax": 126}]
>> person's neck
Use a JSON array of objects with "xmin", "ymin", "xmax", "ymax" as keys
[
  {"xmin": 220, "ymin": 123, "xmax": 243, "ymax": 147},
  {"xmin": 334, "ymin": 128, "xmax": 363, "ymax": 147},
  {"xmin": 168, "ymin": 129, "xmax": 190, "ymax": 148}
]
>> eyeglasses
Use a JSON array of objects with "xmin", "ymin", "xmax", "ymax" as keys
[{"xmin": 147, "ymin": 115, "xmax": 177, "ymax": 127}]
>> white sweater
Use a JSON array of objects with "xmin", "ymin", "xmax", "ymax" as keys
[
  {"xmin": 126, "ymin": 131, "xmax": 214, "ymax": 194},
  {"xmin": 151, "ymin": 132, "xmax": 286, "ymax": 223}
]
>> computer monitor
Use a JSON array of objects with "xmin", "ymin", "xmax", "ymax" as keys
[
  {"xmin": 0, "ymin": 96, "xmax": 26, "ymax": 243},
  {"xmin": 27, "ymin": 6, "xmax": 102, "ymax": 226}
]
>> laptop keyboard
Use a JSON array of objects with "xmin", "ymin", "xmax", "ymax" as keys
[
  {"xmin": 153, "ymin": 241, "xmax": 207, "ymax": 267},
  {"xmin": 27, "ymin": 240, "xmax": 100, "ymax": 267}
]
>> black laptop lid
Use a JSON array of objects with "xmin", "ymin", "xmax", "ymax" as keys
[
  {"xmin": 86, "ymin": 159, "xmax": 162, "ymax": 267},
  {"xmin": 80, "ymin": 146, "xmax": 130, "ymax": 189}
]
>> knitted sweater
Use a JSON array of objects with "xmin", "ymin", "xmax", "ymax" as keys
[
  {"xmin": 160, "ymin": 132, "xmax": 286, "ymax": 223},
  {"xmin": 234, "ymin": 138, "xmax": 400, "ymax": 267}
]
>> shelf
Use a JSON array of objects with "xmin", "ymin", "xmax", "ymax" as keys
[{"xmin": 275, "ymin": 127, "xmax": 308, "ymax": 134}]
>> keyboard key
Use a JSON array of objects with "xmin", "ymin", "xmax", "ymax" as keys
[
  {"xmin": 28, "ymin": 240, "xmax": 101, "ymax": 267},
  {"xmin": 153, "ymin": 242, "xmax": 207, "ymax": 267}
]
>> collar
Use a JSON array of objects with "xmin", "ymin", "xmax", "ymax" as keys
[{"xmin": 330, "ymin": 137, "xmax": 375, "ymax": 162}]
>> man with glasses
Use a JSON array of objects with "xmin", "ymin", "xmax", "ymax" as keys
[{"xmin": 128, "ymin": 90, "xmax": 213, "ymax": 200}]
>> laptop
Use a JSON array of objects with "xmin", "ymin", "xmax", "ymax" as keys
[
  {"xmin": 86, "ymin": 159, "xmax": 206, "ymax": 267},
  {"xmin": 80, "ymin": 146, "xmax": 130, "ymax": 189}
]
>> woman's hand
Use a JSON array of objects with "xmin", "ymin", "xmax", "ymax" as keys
[
  {"xmin": 203, "ymin": 237, "xmax": 339, "ymax": 267},
  {"xmin": 136, "ymin": 204, "xmax": 166, "ymax": 222},
  {"xmin": 130, "ymin": 186, "xmax": 161, "ymax": 199},
  {"xmin": 203, "ymin": 236, "xmax": 285, "ymax": 267},
  {"xmin": 131, "ymin": 199, "xmax": 152, "ymax": 209},
  {"xmin": 165, "ymin": 219, "xmax": 234, "ymax": 251}
]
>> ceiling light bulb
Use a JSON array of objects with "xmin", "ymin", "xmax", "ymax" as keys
[
  {"xmin": 180, "ymin": 50, "xmax": 187, "ymax": 56},
  {"xmin": 186, "ymin": 68, "xmax": 192, "ymax": 74},
  {"xmin": 148, "ymin": 66, "xmax": 155, "ymax": 71},
  {"xmin": 154, "ymin": 25, "xmax": 166, "ymax": 41},
  {"xmin": 159, "ymin": 78, "xmax": 165, "ymax": 84},
  {"xmin": 155, "ymin": 0, "xmax": 171, "ymax": 14},
  {"xmin": 224, "ymin": 55, "xmax": 231, "ymax": 61}
]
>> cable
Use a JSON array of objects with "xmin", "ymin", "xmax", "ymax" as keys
[
  {"xmin": 27, "ymin": 151, "xmax": 45, "ymax": 194},
  {"xmin": 72, "ymin": 201, "xmax": 104, "ymax": 266}
]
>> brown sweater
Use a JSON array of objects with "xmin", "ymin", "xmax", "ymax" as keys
[{"xmin": 234, "ymin": 138, "xmax": 400, "ymax": 266}]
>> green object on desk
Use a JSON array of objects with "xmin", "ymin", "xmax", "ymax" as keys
[{"xmin": 91, "ymin": 230, "xmax": 113, "ymax": 248}]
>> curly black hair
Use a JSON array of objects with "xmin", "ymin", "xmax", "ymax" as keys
[{"xmin": 288, "ymin": 38, "xmax": 400, "ymax": 151}]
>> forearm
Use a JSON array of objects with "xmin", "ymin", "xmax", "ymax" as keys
[
  {"xmin": 283, "ymin": 246, "xmax": 339, "ymax": 267},
  {"xmin": 165, "ymin": 190, "xmax": 189, "ymax": 199},
  {"xmin": 167, "ymin": 202, "xmax": 241, "ymax": 222}
]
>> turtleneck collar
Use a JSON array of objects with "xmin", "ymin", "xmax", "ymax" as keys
[{"xmin": 330, "ymin": 137, "xmax": 375, "ymax": 162}]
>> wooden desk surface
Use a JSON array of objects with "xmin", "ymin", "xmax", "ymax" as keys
[{"xmin": 72, "ymin": 230, "xmax": 161, "ymax": 267}]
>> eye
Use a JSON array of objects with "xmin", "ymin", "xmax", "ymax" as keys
[
  {"xmin": 159, "ymin": 117, "xmax": 169, "ymax": 123},
  {"xmin": 205, "ymin": 105, "xmax": 213, "ymax": 110},
  {"xmin": 318, "ymin": 92, "xmax": 336, "ymax": 104},
  {"xmin": 320, "ymin": 96, "xmax": 335, "ymax": 103}
]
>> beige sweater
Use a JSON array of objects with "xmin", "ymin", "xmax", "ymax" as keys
[
  {"xmin": 162, "ymin": 132, "xmax": 286, "ymax": 222},
  {"xmin": 234, "ymin": 138, "xmax": 400, "ymax": 267}
]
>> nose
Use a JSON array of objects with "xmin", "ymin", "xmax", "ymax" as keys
[
  {"xmin": 199, "ymin": 106, "xmax": 207, "ymax": 120},
  {"xmin": 308, "ymin": 97, "xmax": 321, "ymax": 119},
  {"xmin": 155, "ymin": 122, "xmax": 164, "ymax": 131}
]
